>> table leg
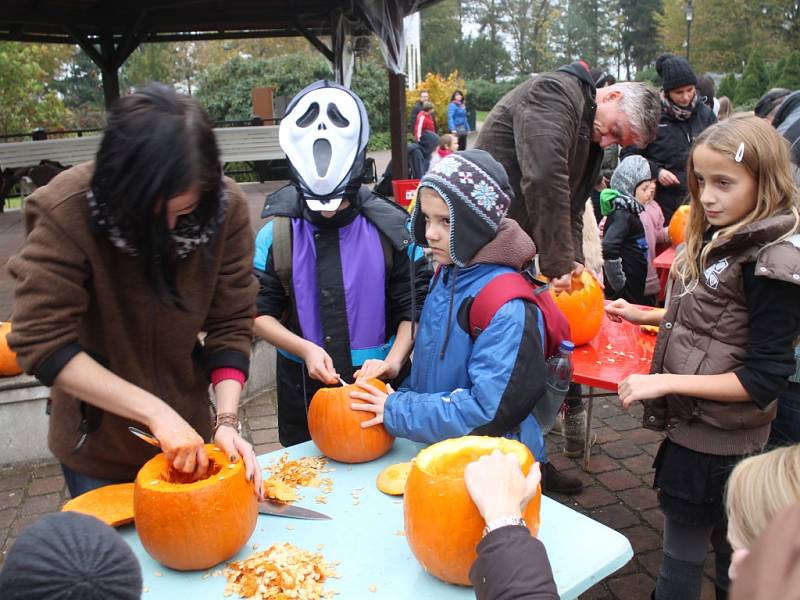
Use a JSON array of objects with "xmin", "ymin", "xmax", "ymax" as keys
[{"xmin": 583, "ymin": 388, "xmax": 595, "ymax": 470}]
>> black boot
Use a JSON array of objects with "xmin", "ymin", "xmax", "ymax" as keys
[{"xmin": 541, "ymin": 461, "xmax": 583, "ymax": 495}]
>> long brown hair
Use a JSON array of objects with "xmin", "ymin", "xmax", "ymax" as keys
[{"xmin": 673, "ymin": 115, "xmax": 800, "ymax": 291}]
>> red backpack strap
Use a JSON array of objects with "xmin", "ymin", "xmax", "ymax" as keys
[{"xmin": 469, "ymin": 273, "xmax": 536, "ymax": 339}]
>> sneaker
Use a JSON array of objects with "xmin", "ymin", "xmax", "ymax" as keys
[{"xmin": 541, "ymin": 462, "xmax": 583, "ymax": 495}]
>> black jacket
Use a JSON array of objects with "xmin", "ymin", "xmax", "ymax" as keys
[
  {"xmin": 470, "ymin": 525, "xmax": 559, "ymax": 600},
  {"xmin": 602, "ymin": 203, "xmax": 649, "ymax": 305},
  {"xmin": 621, "ymin": 99, "xmax": 716, "ymax": 221}
]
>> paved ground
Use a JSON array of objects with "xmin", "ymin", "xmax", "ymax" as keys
[{"xmin": 0, "ymin": 390, "xmax": 720, "ymax": 599}]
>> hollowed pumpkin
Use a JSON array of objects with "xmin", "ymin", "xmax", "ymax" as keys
[
  {"xmin": 404, "ymin": 436, "xmax": 541, "ymax": 586},
  {"xmin": 549, "ymin": 270, "xmax": 604, "ymax": 346},
  {"xmin": 668, "ymin": 204, "xmax": 691, "ymax": 246},
  {"xmin": 376, "ymin": 462, "xmax": 412, "ymax": 496},
  {"xmin": 0, "ymin": 322, "xmax": 23, "ymax": 376},
  {"xmin": 62, "ymin": 482, "xmax": 135, "ymax": 527},
  {"xmin": 134, "ymin": 444, "xmax": 257, "ymax": 571},
  {"xmin": 307, "ymin": 379, "xmax": 394, "ymax": 463}
]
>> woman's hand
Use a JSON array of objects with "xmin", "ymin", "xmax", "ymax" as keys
[
  {"xmin": 658, "ymin": 169, "xmax": 680, "ymax": 186},
  {"xmin": 550, "ymin": 262, "xmax": 585, "ymax": 293},
  {"xmin": 354, "ymin": 359, "xmax": 400, "ymax": 383},
  {"xmin": 350, "ymin": 380, "xmax": 394, "ymax": 428},
  {"xmin": 618, "ymin": 373, "xmax": 671, "ymax": 409},
  {"xmin": 464, "ymin": 450, "xmax": 542, "ymax": 526},
  {"xmin": 214, "ymin": 425, "xmax": 264, "ymax": 500},
  {"xmin": 302, "ymin": 343, "xmax": 339, "ymax": 384},
  {"xmin": 149, "ymin": 409, "xmax": 209, "ymax": 476}
]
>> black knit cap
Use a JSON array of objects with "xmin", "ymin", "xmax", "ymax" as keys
[
  {"xmin": 0, "ymin": 512, "xmax": 142, "ymax": 600},
  {"xmin": 656, "ymin": 53, "xmax": 697, "ymax": 92},
  {"xmin": 410, "ymin": 149, "xmax": 514, "ymax": 266}
]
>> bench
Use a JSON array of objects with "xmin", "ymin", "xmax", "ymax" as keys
[{"xmin": 0, "ymin": 125, "xmax": 285, "ymax": 171}]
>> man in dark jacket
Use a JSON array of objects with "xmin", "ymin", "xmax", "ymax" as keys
[
  {"xmin": 409, "ymin": 89, "xmax": 430, "ymax": 133},
  {"xmin": 621, "ymin": 54, "xmax": 716, "ymax": 222},
  {"xmin": 475, "ymin": 63, "xmax": 660, "ymax": 290}
]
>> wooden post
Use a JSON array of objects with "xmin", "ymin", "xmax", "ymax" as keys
[
  {"xmin": 100, "ymin": 34, "xmax": 121, "ymax": 108},
  {"xmin": 388, "ymin": 71, "xmax": 408, "ymax": 180}
]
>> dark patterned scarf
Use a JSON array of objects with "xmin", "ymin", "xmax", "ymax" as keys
[
  {"xmin": 661, "ymin": 90, "xmax": 697, "ymax": 122},
  {"xmin": 88, "ymin": 187, "xmax": 227, "ymax": 259}
]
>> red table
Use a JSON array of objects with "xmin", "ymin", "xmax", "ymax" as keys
[
  {"xmin": 654, "ymin": 245, "xmax": 676, "ymax": 270},
  {"xmin": 570, "ymin": 310, "xmax": 657, "ymax": 468}
]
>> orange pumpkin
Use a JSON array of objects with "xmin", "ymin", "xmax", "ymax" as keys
[
  {"xmin": 0, "ymin": 322, "xmax": 23, "ymax": 376},
  {"xmin": 307, "ymin": 379, "xmax": 394, "ymax": 463},
  {"xmin": 668, "ymin": 204, "xmax": 691, "ymax": 246},
  {"xmin": 404, "ymin": 436, "xmax": 541, "ymax": 586},
  {"xmin": 549, "ymin": 270, "xmax": 604, "ymax": 346},
  {"xmin": 134, "ymin": 444, "xmax": 257, "ymax": 571},
  {"xmin": 62, "ymin": 482, "xmax": 135, "ymax": 527}
]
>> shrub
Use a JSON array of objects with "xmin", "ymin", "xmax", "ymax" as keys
[{"xmin": 407, "ymin": 71, "xmax": 466, "ymax": 133}]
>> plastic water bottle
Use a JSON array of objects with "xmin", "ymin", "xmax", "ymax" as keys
[{"xmin": 533, "ymin": 340, "xmax": 575, "ymax": 434}]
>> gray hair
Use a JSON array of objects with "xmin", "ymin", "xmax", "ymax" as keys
[{"xmin": 614, "ymin": 82, "xmax": 661, "ymax": 147}]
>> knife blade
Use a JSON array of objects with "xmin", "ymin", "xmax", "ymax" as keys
[{"xmin": 259, "ymin": 501, "xmax": 332, "ymax": 520}]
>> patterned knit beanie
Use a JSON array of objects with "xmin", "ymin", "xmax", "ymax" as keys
[
  {"xmin": 610, "ymin": 155, "xmax": 652, "ymax": 199},
  {"xmin": 0, "ymin": 512, "xmax": 142, "ymax": 600},
  {"xmin": 410, "ymin": 149, "xmax": 514, "ymax": 266},
  {"xmin": 656, "ymin": 53, "xmax": 697, "ymax": 93}
]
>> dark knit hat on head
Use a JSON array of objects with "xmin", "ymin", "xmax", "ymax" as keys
[
  {"xmin": 411, "ymin": 149, "xmax": 513, "ymax": 266},
  {"xmin": 656, "ymin": 53, "xmax": 697, "ymax": 92},
  {"xmin": 0, "ymin": 512, "xmax": 142, "ymax": 600},
  {"xmin": 610, "ymin": 155, "xmax": 652, "ymax": 199}
]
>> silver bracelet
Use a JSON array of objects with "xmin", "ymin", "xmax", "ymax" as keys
[{"xmin": 482, "ymin": 515, "xmax": 527, "ymax": 537}]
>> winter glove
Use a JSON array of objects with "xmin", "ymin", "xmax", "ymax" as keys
[{"xmin": 604, "ymin": 258, "xmax": 626, "ymax": 292}]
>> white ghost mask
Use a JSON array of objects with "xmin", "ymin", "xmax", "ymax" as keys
[{"xmin": 279, "ymin": 82, "xmax": 369, "ymax": 212}]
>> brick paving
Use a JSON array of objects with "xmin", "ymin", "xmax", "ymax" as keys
[{"xmin": 0, "ymin": 390, "xmax": 725, "ymax": 598}]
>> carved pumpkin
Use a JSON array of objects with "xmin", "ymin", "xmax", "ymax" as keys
[
  {"xmin": 376, "ymin": 461, "xmax": 412, "ymax": 496},
  {"xmin": 134, "ymin": 444, "xmax": 257, "ymax": 571},
  {"xmin": 0, "ymin": 322, "xmax": 23, "ymax": 376},
  {"xmin": 62, "ymin": 482, "xmax": 135, "ymax": 527},
  {"xmin": 404, "ymin": 436, "xmax": 541, "ymax": 586},
  {"xmin": 549, "ymin": 270, "xmax": 604, "ymax": 346},
  {"xmin": 668, "ymin": 204, "xmax": 691, "ymax": 246},
  {"xmin": 308, "ymin": 379, "xmax": 394, "ymax": 463}
]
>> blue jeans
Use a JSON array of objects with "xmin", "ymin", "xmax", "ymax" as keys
[
  {"xmin": 768, "ymin": 381, "xmax": 800, "ymax": 448},
  {"xmin": 61, "ymin": 464, "xmax": 128, "ymax": 498}
]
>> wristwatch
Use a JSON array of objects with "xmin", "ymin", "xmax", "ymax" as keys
[{"xmin": 482, "ymin": 515, "xmax": 527, "ymax": 537}]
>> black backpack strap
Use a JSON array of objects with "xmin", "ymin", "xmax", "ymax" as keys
[{"xmin": 271, "ymin": 216, "xmax": 293, "ymax": 299}]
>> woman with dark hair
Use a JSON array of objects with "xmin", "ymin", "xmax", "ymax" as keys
[
  {"xmin": 448, "ymin": 89, "xmax": 470, "ymax": 150},
  {"xmin": 7, "ymin": 84, "xmax": 262, "ymax": 498},
  {"xmin": 621, "ymin": 54, "xmax": 716, "ymax": 222}
]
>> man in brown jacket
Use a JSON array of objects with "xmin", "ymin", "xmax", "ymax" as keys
[{"xmin": 474, "ymin": 63, "xmax": 660, "ymax": 494}]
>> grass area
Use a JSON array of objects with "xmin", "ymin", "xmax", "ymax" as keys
[
  {"xmin": 2, "ymin": 196, "xmax": 23, "ymax": 210},
  {"xmin": 476, "ymin": 110, "xmax": 489, "ymax": 122}
]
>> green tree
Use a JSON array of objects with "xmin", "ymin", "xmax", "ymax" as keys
[
  {"xmin": 420, "ymin": 0, "xmax": 462, "ymax": 77},
  {"xmin": 500, "ymin": 0, "xmax": 558, "ymax": 73},
  {"xmin": 121, "ymin": 43, "xmax": 177, "ymax": 93},
  {"xmin": 54, "ymin": 48, "xmax": 105, "ymax": 128},
  {"xmin": 736, "ymin": 49, "xmax": 770, "ymax": 105},
  {"xmin": 551, "ymin": 0, "xmax": 616, "ymax": 69},
  {"xmin": 463, "ymin": 0, "xmax": 506, "ymax": 81},
  {"xmin": 775, "ymin": 51, "xmax": 800, "ymax": 90},
  {"xmin": 0, "ymin": 42, "xmax": 71, "ymax": 135},
  {"xmin": 717, "ymin": 73, "xmax": 738, "ymax": 100},
  {"xmin": 619, "ymin": 0, "xmax": 661, "ymax": 77},
  {"xmin": 458, "ymin": 35, "xmax": 512, "ymax": 81},
  {"xmin": 769, "ymin": 56, "xmax": 788, "ymax": 87}
]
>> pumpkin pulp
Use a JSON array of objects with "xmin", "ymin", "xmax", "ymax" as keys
[{"xmin": 404, "ymin": 436, "xmax": 541, "ymax": 586}]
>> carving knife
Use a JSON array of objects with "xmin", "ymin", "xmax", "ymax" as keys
[{"xmin": 259, "ymin": 501, "xmax": 332, "ymax": 520}]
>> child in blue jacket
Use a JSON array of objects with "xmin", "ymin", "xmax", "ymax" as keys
[{"xmin": 350, "ymin": 150, "xmax": 547, "ymax": 460}]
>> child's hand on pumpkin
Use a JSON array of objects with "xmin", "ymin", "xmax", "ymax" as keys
[
  {"xmin": 354, "ymin": 359, "xmax": 399, "ymax": 383},
  {"xmin": 464, "ymin": 450, "xmax": 541, "ymax": 525},
  {"xmin": 214, "ymin": 426, "xmax": 264, "ymax": 500},
  {"xmin": 618, "ymin": 373, "xmax": 670, "ymax": 409},
  {"xmin": 302, "ymin": 343, "xmax": 339, "ymax": 384},
  {"xmin": 350, "ymin": 380, "xmax": 394, "ymax": 428}
]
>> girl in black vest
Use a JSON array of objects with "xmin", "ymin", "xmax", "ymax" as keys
[{"xmin": 606, "ymin": 116, "xmax": 800, "ymax": 600}]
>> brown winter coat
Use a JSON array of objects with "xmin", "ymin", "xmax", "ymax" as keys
[
  {"xmin": 475, "ymin": 67, "xmax": 603, "ymax": 279},
  {"xmin": 646, "ymin": 214, "xmax": 800, "ymax": 455},
  {"xmin": 7, "ymin": 163, "xmax": 257, "ymax": 480}
]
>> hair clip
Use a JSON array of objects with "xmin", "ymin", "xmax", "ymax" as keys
[{"xmin": 735, "ymin": 142, "xmax": 745, "ymax": 163}]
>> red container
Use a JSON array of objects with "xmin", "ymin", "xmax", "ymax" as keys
[{"xmin": 392, "ymin": 179, "xmax": 420, "ymax": 209}]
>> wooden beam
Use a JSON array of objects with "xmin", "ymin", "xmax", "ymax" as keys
[
  {"xmin": 294, "ymin": 18, "xmax": 334, "ymax": 62},
  {"xmin": 388, "ymin": 72, "xmax": 408, "ymax": 180},
  {"xmin": 99, "ymin": 33, "xmax": 120, "ymax": 107}
]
